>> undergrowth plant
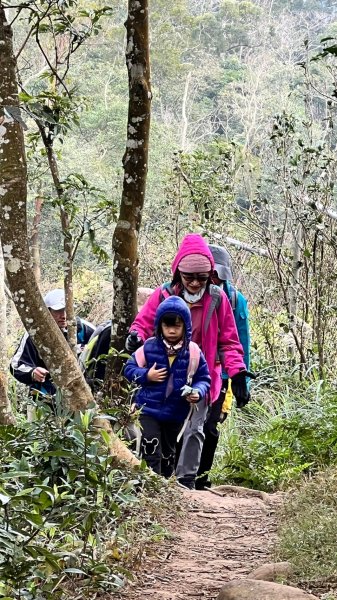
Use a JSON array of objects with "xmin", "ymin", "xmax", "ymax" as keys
[
  {"xmin": 210, "ymin": 370, "xmax": 337, "ymax": 492},
  {"xmin": 276, "ymin": 469, "xmax": 337, "ymax": 586},
  {"xmin": 0, "ymin": 401, "xmax": 175, "ymax": 599}
]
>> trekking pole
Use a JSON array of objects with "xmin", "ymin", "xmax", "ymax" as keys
[{"xmin": 177, "ymin": 384, "xmax": 199, "ymax": 443}]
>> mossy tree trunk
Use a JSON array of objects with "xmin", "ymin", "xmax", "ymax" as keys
[
  {"xmin": 30, "ymin": 195, "xmax": 43, "ymax": 287},
  {"xmin": 0, "ymin": 244, "xmax": 15, "ymax": 425},
  {"xmin": 0, "ymin": 6, "xmax": 138, "ymax": 465},
  {"xmin": 105, "ymin": 0, "xmax": 151, "ymax": 390},
  {"xmin": 0, "ymin": 6, "xmax": 90, "ymax": 410},
  {"xmin": 36, "ymin": 123, "xmax": 77, "ymax": 357},
  {"xmin": 112, "ymin": 0, "xmax": 151, "ymax": 350}
]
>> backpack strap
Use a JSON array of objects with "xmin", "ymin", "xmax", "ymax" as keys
[
  {"xmin": 80, "ymin": 334, "xmax": 98, "ymax": 371},
  {"xmin": 134, "ymin": 346, "xmax": 146, "ymax": 367},
  {"xmin": 204, "ymin": 284, "xmax": 222, "ymax": 333},
  {"xmin": 187, "ymin": 341, "xmax": 201, "ymax": 385},
  {"xmin": 209, "ymin": 284, "xmax": 222, "ymax": 309},
  {"xmin": 159, "ymin": 282, "xmax": 174, "ymax": 302},
  {"xmin": 223, "ymin": 281, "xmax": 238, "ymax": 311},
  {"xmin": 231, "ymin": 288, "xmax": 238, "ymax": 311},
  {"xmin": 135, "ymin": 339, "xmax": 200, "ymax": 383},
  {"xmin": 134, "ymin": 338, "xmax": 155, "ymax": 367},
  {"xmin": 80, "ymin": 321, "xmax": 111, "ymax": 372}
]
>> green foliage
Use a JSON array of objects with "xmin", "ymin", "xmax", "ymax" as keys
[
  {"xmin": 26, "ymin": 1, "xmax": 114, "ymax": 45},
  {"xmin": 12, "ymin": 0, "xmax": 337, "ymax": 288},
  {"xmin": 277, "ymin": 469, "xmax": 337, "ymax": 584},
  {"xmin": 0, "ymin": 404, "xmax": 167, "ymax": 599},
  {"xmin": 20, "ymin": 88, "xmax": 85, "ymax": 143},
  {"xmin": 169, "ymin": 139, "xmax": 244, "ymax": 225},
  {"xmin": 54, "ymin": 173, "xmax": 116, "ymax": 263},
  {"xmin": 211, "ymin": 374, "xmax": 337, "ymax": 492}
]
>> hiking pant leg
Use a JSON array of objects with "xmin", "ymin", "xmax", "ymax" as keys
[
  {"xmin": 197, "ymin": 380, "xmax": 229, "ymax": 487},
  {"xmin": 197, "ymin": 395, "xmax": 223, "ymax": 486},
  {"xmin": 175, "ymin": 397, "xmax": 209, "ymax": 483},
  {"xmin": 139, "ymin": 414, "xmax": 162, "ymax": 475},
  {"xmin": 161, "ymin": 421, "xmax": 182, "ymax": 479}
]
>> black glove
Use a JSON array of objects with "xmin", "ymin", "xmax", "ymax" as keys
[
  {"xmin": 219, "ymin": 411, "xmax": 228, "ymax": 424},
  {"xmin": 125, "ymin": 331, "xmax": 143, "ymax": 353},
  {"xmin": 231, "ymin": 371, "xmax": 256, "ymax": 409}
]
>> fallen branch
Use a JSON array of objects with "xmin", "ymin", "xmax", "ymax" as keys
[
  {"xmin": 211, "ymin": 234, "xmax": 269, "ymax": 257},
  {"xmin": 209, "ymin": 484, "xmax": 270, "ymax": 502},
  {"xmin": 305, "ymin": 197, "xmax": 337, "ymax": 221}
]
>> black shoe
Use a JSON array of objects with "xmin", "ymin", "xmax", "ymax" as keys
[
  {"xmin": 195, "ymin": 479, "xmax": 211, "ymax": 491},
  {"xmin": 177, "ymin": 478, "xmax": 196, "ymax": 491}
]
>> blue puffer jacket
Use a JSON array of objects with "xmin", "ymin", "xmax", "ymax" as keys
[{"xmin": 124, "ymin": 296, "xmax": 211, "ymax": 423}]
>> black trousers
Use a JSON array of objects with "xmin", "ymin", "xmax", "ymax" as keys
[
  {"xmin": 139, "ymin": 414, "xmax": 182, "ymax": 478},
  {"xmin": 196, "ymin": 380, "xmax": 228, "ymax": 488}
]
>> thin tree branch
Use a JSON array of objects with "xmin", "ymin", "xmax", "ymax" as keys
[{"xmin": 15, "ymin": 24, "xmax": 33, "ymax": 60}]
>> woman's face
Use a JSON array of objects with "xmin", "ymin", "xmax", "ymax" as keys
[{"xmin": 180, "ymin": 271, "xmax": 210, "ymax": 295}]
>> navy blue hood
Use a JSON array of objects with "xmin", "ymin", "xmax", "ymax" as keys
[{"xmin": 154, "ymin": 296, "xmax": 192, "ymax": 343}]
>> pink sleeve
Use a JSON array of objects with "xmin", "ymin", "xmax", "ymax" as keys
[
  {"xmin": 218, "ymin": 291, "xmax": 246, "ymax": 378},
  {"xmin": 129, "ymin": 287, "xmax": 162, "ymax": 341}
]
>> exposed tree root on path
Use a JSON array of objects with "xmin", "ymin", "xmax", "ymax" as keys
[{"xmin": 115, "ymin": 486, "xmax": 282, "ymax": 599}]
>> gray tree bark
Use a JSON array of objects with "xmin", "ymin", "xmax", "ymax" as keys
[
  {"xmin": 0, "ymin": 6, "xmax": 138, "ymax": 465},
  {"xmin": 105, "ymin": 0, "xmax": 152, "ymax": 387},
  {"xmin": 0, "ymin": 243, "xmax": 15, "ymax": 424},
  {"xmin": 30, "ymin": 195, "xmax": 43, "ymax": 286}
]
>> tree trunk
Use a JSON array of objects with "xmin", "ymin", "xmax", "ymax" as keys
[
  {"xmin": 288, "ymin": 223, "xmax": 303, "ymax": 364},
  {"xmin": 30, "ymin": 195, "xmax": 43, "ymax": 286},
  {"xmin": 110, "ymin": 0, "xmax": 152, "ymax": 355},
  {"xmin": 0, "ymin": 6, "xmax": 138, "ymax": 466},
  {"xmin": 181, "ymin": 71, "xmax": 191, "ymax": 151},
  {"xmin": 60, "ymin": 205, "xmax": 77, "ymax": 357},
  {"xmin": 0, "ymin": 243, "xmax": 15, "ymax": 425},
  {"xmin": 36, "ymin": 122, "xmax": 77, "ymax": 357}
]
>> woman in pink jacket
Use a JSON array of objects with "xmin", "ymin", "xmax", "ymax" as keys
[{"xmin": 126, "ymin": 233, "xmax": 249, "ymax": 489}]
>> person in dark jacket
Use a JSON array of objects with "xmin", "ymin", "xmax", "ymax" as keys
[
  {"xmin": 124, "ymin": 296, "xmax": 210, "ymax": 477},
  {"xmin": 10, "ymin": 288, "xmax": 95, "ymax": 398}
]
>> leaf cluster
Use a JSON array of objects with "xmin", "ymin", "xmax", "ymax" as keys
[
  {"xmin": 211, "ymin": 374, "xmax": 337, "ymax": 492},
  {"xmin": 20, "ymin": 88, "xmax": 85, "ymax": 145},
  {"xmin": 0, "ymin": 404, "xmax": 148, "ymax": 599},
  {"xmin": 277, "ymin": 468, "xmax": 337, "ymax": 587}
]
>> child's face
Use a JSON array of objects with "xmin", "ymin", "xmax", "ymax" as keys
[{"xmin": 161, "ymin": 318, "xmax": 184, "ymax": 344}]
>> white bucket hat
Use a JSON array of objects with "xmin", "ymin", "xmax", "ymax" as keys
[{"xmin": 44, "ymin": 288, "xmax": 66, "ymax": 311}]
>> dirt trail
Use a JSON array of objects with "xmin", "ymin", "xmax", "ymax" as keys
[{"xmin": 117, "ymin": 487, "xmax": 281, "ymax": 600}]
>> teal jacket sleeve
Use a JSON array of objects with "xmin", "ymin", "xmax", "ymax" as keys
[
  {"xmin": 222, "ymin": 289, "xmax": 250, "ymax": 385},
  {"xmin": 233, "ymin": 291, "xmax": 250, "ymax": 372}
]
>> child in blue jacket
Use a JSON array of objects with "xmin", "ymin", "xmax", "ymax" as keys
[{"xmin": 124, "ymin": 296, "xmax": 210, "ymax": 477}]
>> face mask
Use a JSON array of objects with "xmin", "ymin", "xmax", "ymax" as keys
[{"xmin": 182, "ymin": 287, "xmax": 206, "ymax": 303}]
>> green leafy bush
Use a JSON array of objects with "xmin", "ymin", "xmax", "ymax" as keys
[
  {"xmin": 211, "ymin": 374, "xmax": 337, "ymax": 491},
  {"xmin": 276, "ymin": 469, "xmax": 337, "ymax": 586},
  {"xmin": 0, "ymin": 403, "xmax": 172, "ymax": 599}
]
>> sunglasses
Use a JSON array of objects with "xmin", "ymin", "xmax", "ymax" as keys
[{"xmin": 180, "ymin": 272, "xmax": 210, "ymax": 283}]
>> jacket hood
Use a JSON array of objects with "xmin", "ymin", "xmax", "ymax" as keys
[
  {"xmin": 171, "ymin": 234, "xmax": 214, "ymax": 275},
  {"xmin": 208, "ymin": 244, "xmax": 233, "ymax": 281},
  {"xmin": 154, "ymin": 296, "xmax": 192, "ymax": 343}
]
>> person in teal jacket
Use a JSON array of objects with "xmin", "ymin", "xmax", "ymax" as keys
[{"xmin": 196, "ymin": 244, "xmax": 251, "ymax": 490}]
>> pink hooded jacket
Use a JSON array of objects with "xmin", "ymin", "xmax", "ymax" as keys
[{"xmin": 130, "ymin": 234, "xmax": 246, "ymax": 402}]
